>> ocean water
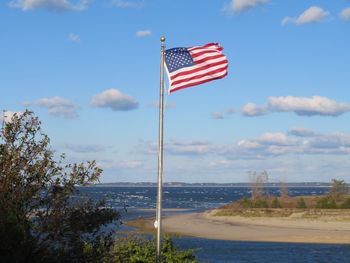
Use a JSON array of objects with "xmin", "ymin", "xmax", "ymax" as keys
[
  {"xmin": 78, "ymin": 187, "xmax": 350, "ymax": 263},
  {"xmin": 175, "ymin": 237, "xmax": 350, "ymax": 263}
]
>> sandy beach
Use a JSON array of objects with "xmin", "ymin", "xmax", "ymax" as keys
[{"xmin": 127, "ymin": 210, "xmax": 350, "ymax": 244}]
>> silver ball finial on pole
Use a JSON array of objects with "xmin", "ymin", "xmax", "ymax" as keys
[{"xmin": 160, "ymin": 36, "xmax": 166, "ymax": 42}]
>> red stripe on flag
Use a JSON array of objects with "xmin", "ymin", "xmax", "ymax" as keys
[
  {"xmin": 169, "ymin": 59, "xmax": 228, "ymax": 80},
  {"xmin": 188, "ymin": 43, "xmax": 218, "ymax": 52},
  {"xmin": 191, "ymin": 49, "xmax": 219, "ymax": 58},
  {"xmin": 165, "ymin": 43, "xmax": 228, "ymax": 93},
  {"xmin": 171, "ymin": 66, "xmax": 228, "ymax": 86},
  {"xmin": 193, "ymin": 54, "xmax": 225, "ymax": 65},
  {"xmin": 169, "ymin": 72, "xmax": 228, "ymax": 93}
]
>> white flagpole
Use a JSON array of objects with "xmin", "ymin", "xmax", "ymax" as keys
[{"xmin": 156, "ymin": 36, "xmax": 166, "ymax": 263}]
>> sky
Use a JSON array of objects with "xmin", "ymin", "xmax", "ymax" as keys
[{"xmin": 1, "ymin": 0, "xmax": 350, "ymax": 183}]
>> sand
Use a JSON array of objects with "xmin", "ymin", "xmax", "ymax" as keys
[{"xmin": 126, "ymin": 210, "xmax": 350, "ymax": 244}]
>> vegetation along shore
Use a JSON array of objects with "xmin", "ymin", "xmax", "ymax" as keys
[{"xmin": 127, "ymin": 176, "xmax": 350, "ymax": 244}]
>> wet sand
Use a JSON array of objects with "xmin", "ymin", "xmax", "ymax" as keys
[{"xmin": 126, "ymin": 210, "xmax": 350, "ymax": 244}]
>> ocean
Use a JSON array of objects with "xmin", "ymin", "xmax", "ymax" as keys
[{"xmin": 78, "ymin": 186, "xmax": 350, "ymax": 263}]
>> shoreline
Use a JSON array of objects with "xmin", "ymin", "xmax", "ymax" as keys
[{"xmin": 126, "ymin": 210, "xmax": 350, "ymax": 244}]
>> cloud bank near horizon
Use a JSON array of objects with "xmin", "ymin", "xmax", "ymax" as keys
[
  {"xmin": 140, "ymin": 128, "xmax": 350, "ymax": 160},
  {"xmin": 242, "ymin": 96, "xmax": 350, "ymax": 117}
]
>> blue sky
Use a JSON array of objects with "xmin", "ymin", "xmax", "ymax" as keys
[{"xmin": 1, "ymin": 0, "xmax": 350, "ymax": 183}]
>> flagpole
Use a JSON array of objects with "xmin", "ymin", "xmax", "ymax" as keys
[{"xmin": 156, "ymin": 36, "xmax": 166, "ymax": 263}]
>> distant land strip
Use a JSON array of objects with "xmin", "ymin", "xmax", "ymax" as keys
[{"xmin": 86, "ymin": 182, "xmax": 344, "ymax": 188}]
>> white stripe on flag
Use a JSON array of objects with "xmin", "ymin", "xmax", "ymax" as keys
[
  {"xmin": 170, "ymin": 70, "xmax": 227, "ymax": 91},
  {"xmin": 170, "ymin": 63, "xmax": 228, "ymax": 82}
]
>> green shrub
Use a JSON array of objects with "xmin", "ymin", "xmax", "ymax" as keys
[
  {"xmin": 240, "ymin": 197, "xmax": 254, "ymax": 208},
  {"xmin": 253, "ymin": 199, "xmax": 269, "ymax": 208},
  {"xmin": 271, "ymin": 198, "xmax": 282, "ymax": 208},
  {"xmin": 340, "ymin": 198, "xmax": 350, "ymax": 209},
  {"xmin": 111, "ymin": 235, "xmax": 199, "ymax": 263},
  {"xmin": 296, "ymin": 198, "xmax": 307, "ymax": 209},
  {"xmin": 316, "ymin": 197, "xmax": 337, "ymax": 209},
  {"xmin": 329, "ymin": 179, "xmax": 349, "ymax": 201},
  {"xmin": 239, "ymin": 197, "xmax": 269, "ymax": 208}
]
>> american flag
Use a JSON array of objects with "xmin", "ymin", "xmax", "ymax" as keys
[{"xmin": 164, "ymin": 43, "xmax": 228, "ymax": 93}]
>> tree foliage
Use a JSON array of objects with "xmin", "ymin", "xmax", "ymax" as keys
[
  {"xmin": 271, "ymin": 197, "xmax": 282, "ymax": 208},
  {"xmin": 279, "ymin": 180, "xmax": 289, "ymax": 199},
  {"xmin": 328, "ymin": 179, "xmax": 349, "ymax": 201},
  {"xmin": 0, "ymin": 111, "xmax": 120, "ymax": 263},
  {"xmin": 296, "ymin": 198, "xmax": 307, "ymax": 209},
  {"xmin": 316, "ymin": 197, "xmax": 338, "ymax": 209},
  {"xmin": 249, "ymin": 171, "xmax": 268, "ymax": 200},
  {"xmin": 239, "ymin": 197, "xmax": 269, "ymax": 208},
  {"xmin": 340, "ymin": 198, "xmax": 350, "ymax": 209}
]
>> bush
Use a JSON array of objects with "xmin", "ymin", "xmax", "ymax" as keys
[
  {"xmin": 271, "ymin": 198, "xmax": 282, "ymax": 208},
  {"xmin": 340, "ymin": 198, "xmax": 350, "ymax": 209},
  {"xmin": 0, "ymin": 111, "xmax": 120, "ymax": 263},
  {"xmin": 296, "ymin": 198, "xmax": 307, "ymax": 209},
  {"xmin": 239, "ymin": 197, "xmax": 269, "ymax": 208},
  {"xmin": 240, "ymin": 197, "xmax": 254, "ymax": 208},
  {"xmin": 254, "ymin": 199, "xmax": 269, "ymax": 208},
  {"xmin": 328, "ymin": 179, "xmax": 349, "ymax": 201},
  {"xmin": 249, "ymin": 171, "xmax": 268, "ymax": 200},
  {"xmin": 316, "ymin": 197, "xmax": 337, "ymax": 209},
  {"xmin": 111, "ymin": 235, "xmax": 199, "ymax": 263}
]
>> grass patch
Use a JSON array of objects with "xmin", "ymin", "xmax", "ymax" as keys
[{"xmin": 215, "ymin": 195, "xmax": 350, "ymax": 218}]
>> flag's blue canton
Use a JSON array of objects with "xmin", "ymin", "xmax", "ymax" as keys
[{"xmin": 165, "ymin": 47, "xmax": 195, "ymax": 73}]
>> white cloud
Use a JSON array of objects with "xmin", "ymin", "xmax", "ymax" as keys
[
  {"xmin": 110, "ymin": 0, "xmax": 143, "ymax": 8},
  {"xmin": 141, "ymin": 139, "xmax": 215, "ymax": 156},
  {"xmin": 91, "ymin": 89, "xmax": 139, "ymax": 111},
  {"xmin": 135, "ymin": 131, "xmax": 350, "ymax": 182},
  {"xmin": 242, "ymin": 102, "xmax": 268, "ymax": 117},
  {"xmin": 282, "ymin": 6, "xmax": 329, "ymax": 26},
  {"xmin": 211, "ymin": 108, "xmax": 235, "ymax": 119},
  {"xmin": 98, "ymin": 159, "xmax": 143, "ymax": 170},
  {"xmin": 228, "ymin": 129, "xmax": 350, "ymax": 159},
  {"xmin": 0, "ymin": 111, "xmax": 23, "ymax": 123},
  {"xmin": 234, "ymin": 133, "xmax": 298, "ymax": 158},
  {"xmin": 340, "ymin": 7, "xmax": 350, "ymax": 21},
  {"xmin": 36, "ymin": 96, "xmax": 79, "ymax": 118},
  {"xmin": 237, "ymin": 140, "xmax": 262, "ymax": 149},
  {"xmin": 268, "ymin": 96, "xmax": 350, "ymax": 116},
  {"xmin": 63, "ymin": 144, "xmax": 112, "ymax": 153},
  {"xmin": 139, "ymin": 128, "xmax": 350, "ymax": 162},
  {"xmin": 68, "ymin": 33, "xmax": 80, "ymax": 42},
  {"xmin": 211, "ymin": 112, "xmax": 225, "ymax": 120},
  {"xmin": 258, "ymin": 132, "xmax": 296, "ymax": 146},
  {"xmin": 209, "ymin": 159, "xmax": 234, "ymax": 167},
  {"xmin": 165, "ymin": 140, "xmax": 214, "ymax": 156},
  {"xmin": 307, "ymin": 133, "xmax": 350, "ymax": 151},
  {"xmin": 135, "ymin": 30, "xmax": 152, "ymax": 38},
  {"xmin": 243, "ymin": 96, "xmax": 350, "ymax": 117},
  {"xmin": 8, "ymin": 0, "xmax": 90, "ymax": 12},
  {"xmin": 226, "ymin": 0, "xmax": 269, "ymax": 13},
  {"xmin": 288, "ymin": 127, "xmax": 317, "ymax": 137}
]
